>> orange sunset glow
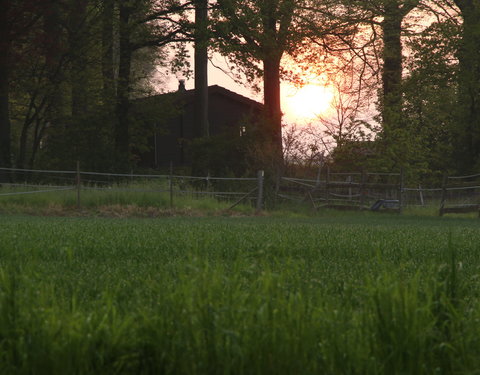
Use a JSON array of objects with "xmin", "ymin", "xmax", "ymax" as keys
[{"xmin": 282, "ymin": 83, "xmax": 335, "ymax": 123}]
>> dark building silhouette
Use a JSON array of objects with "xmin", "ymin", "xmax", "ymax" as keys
[{"xmin": 137, "ymin": 84, "xmax": 263, "ymax": 168}]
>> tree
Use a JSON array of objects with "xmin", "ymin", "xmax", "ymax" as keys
[
  {"xmin": 2, "ymin": 0, "xmax": 193, "ymax": 172},
  {"xmin": 212, "ymin": 0, "xmax": 296, "ymax": 161},
  {"xmin": 68, "ymin": 0, "xmax": 90, "ymax": 118},
  {"xmin": 11, "ymin": 0, "xmax": 104, "ymax": 170},
  {"xmin": 0, "ymin": 0, "xmax": 12, "ymax": 169},
  {"xmin": 328, "ymin": 0, "xmax": 434, "ymax": 172},
  {"xmin": 451, "ymin": 0, "xmax": 480, "ymax": 171},
  {"xmin": 212, "ymin": 0, "xmax": 359, "ymax": 169},
  {"xmin": 101, "ymin": 0, "xmax": 116, "ymax": 110},
  {"xmin": 401, "ymin": 12, "xmax": 460, "ymax": 176},
  {"xmin": 344, "ymin": 0, "xmax": 421, "ymax": 130},
  {"xmin": 113, "ymin": 0, "xmax": 192, "ymax": 170},
  {"xmin": 0, "ymin": 0, "xmax": 41, "ymax": 169},
  {"xmin": 194, "ymin": 0, "xmax": 209, "ymax": 138},
  {"xmin": 380, "ymin": 0, "xmax": 420, "ymax": 129}
]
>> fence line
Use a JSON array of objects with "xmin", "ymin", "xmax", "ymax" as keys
[
  {"xmin": 3, "ymin": 183, "xmax": 71, "ymax": 189},
  {"xmin": 439, "ymin": 173, "xmax": 480, "ymax": 216},
  {"xmin": 0, "ymin": 167, "xmax": 257, "ymax": 181},
  {"xmin": 0, "ymin": 187, "xmax": 74, "ymax": 197},
  {"xmin": 403, "ymin": 187, "xmax": 443, "ymax": 192},
  {"xmin": 441, "ymin": 185, "xmax": 480, "ymax": 191},
  {"xmin": 80, "ymin": 171, "xmax": 169, "ymax": 178},
  {"xmin": 278, "ymin": 168, "xmax": 405, "ymax": 213},
  {"xmin": 277, "ymin": 170, "xmax": 479, "ymax": 214},
  {"xmin": 0, "ymin": 166, "xmax": 264, "ymax": 211},
  {"xmin": 86, "ymin": 186, "xmax": 170, "ymax": 193},
  {"xmin": 0, "ymin": 167, "xmax": 77, "ymax": 175},
  {"xmin": 1, "ymin": 167, "xmax": 480, "ymax": 215},
  {"xmin": 448, "ymin": 173, "xmax": 480, "ymax": 180},
  {"xmin": 281, "ymin": 177, "xmax": 319, "ymax": 184}
]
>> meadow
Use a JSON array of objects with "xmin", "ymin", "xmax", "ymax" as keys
[
  {"xmin": 1, "ymin": 212, "xmax": 480, "ymax": 374},
  {"xmin": 0, "ymin": 184, "xmax": 256, "ymax": 217}
]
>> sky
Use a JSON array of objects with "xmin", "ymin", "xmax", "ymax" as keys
[
  {"xmin": 163, "ymin": 52, "xmax": 259, "ymax": 100},
  {"xmin": 155, "ymin": 3, "xmax": 456, "ymax": 133},
  {"xmin": 161, "ymin": 51, "xmax": 334, "ymax": 126}
]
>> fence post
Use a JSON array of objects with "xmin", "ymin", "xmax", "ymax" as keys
[
  {"xmin": 325, "ymin": 166, "xmax": 330, "ymax": 207},
  {"xmin": 206, "ymin": 171, "xmax": 211, "ymax": 192},
  {"xmin": 169, "ymin": 162, "xmax": 174, "ymax": 208},
  {"xmin": 359, "ymin": 169, "xmax": 366, "ymax": 210},
  {"xmin": 439, "ymin": 173, "xmax": 447, "ymax": 216},
  {"xmin": 315, "ymin": 162, "xmax": 323, "ymax": 187},
  {"xmin": 398, "ymin": 168, "xmax": 404, "ymax": 214},
  {"xmin": 418, "ymin": 184, "xmax": 424, "ymax": 206},
  {"xmin": 76, "ymin": 161, "xmax": 81, "ymax": 209},
  {"xmin": 273, "ymin": 173, "xmax": 281, "ymax": 209},
  {"xmin": 256, "ymin": 170, "xmax": 264, "ymax": 212},
  {"xmin": 347, "ymin": 175, "xmax": 352, "ymax": 201}
]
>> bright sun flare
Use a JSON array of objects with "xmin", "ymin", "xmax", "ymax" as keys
[{"xmin": 283, "ymin": 84, "xmax": 335, "ymax": 123}]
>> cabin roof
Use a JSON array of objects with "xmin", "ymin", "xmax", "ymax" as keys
[{"xmin": 138, "ymin": 84, "xmax": 263, "ymax": 111}]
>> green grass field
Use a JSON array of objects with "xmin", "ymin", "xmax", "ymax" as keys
[
  {"xmin": 1, "ymin": 212, "xmax": 480, "ymax": 374},
  {"xmin": 0, "ymin": 185, "xmax": 256, "ymax": 217}
]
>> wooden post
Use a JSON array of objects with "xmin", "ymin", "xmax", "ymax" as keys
[
  {"xmin": 418, "ymin": 184, "xmax": 424, "ymax": 206},
  {"xmin": 256, "ymin": 170, "xmax": 264, "ymax": 212},
  {"xmin": 359, "ymin": 169, "xmax": 366, "ymax": 210},
  {"xmin": 439, "ymin": 173, "xmax": 447, "ymax": 216},
  {"xmin": 315, "ymin": 161, "xmax": 323, "ymax": 187},
  {"xmin": 169, "ymin": 162, "xmax": 174, "ymax": 208},
  {"xmin": 308, "ymin": 191, "xmax": 317, "ymax": 211},
  {"xmin": 76, "ymin": 161, "xmax": 81, "ymax": 209},
  {"xmin": 347, "ymin": 175, "xmax": 352, "ymax": 201},
  {"xmin": 206, "ymin": 171, "xmax": 211, "ymax": 192},
  {"xmin": 325, "ymin": 166, "xmax": 330, "ymax": 207},
  {"xmin": 398, "ymin": 168, "xmax": 404, "ymax": 214},
  {"xmin": 273, "ymin": 172, "xmax": 281, "ymax": 209}
]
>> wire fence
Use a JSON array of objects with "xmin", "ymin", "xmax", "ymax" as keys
[
  {"xmin": 439, "ymin": 172, "xmax": 480, "ymax": 216},
  {"xmin": 276, "ymin": 170, "xmax": 477, "ymax": 215},
  {"xmin": 277, "ymin": 170, "xmax": 404, "ymax": 212},
  {"xmin": 1, "ymin": 166, "xmax": 479, "ymax": 216},
  {"xmin": 0, "ymin": 167, "xmax": 264, "ymax": 211}
]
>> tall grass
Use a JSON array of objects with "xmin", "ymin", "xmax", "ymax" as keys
[
  {"xmin": 0, "ymin": 183, "xmax": 254, "ymax": 215},
  {"xmin": 0, "ymin": 214, "xmax": 480, "ymax": 373}
]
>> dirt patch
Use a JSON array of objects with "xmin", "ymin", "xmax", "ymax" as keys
[{"xmin": 0, "ymin": 203, "xmax": 258, "ymax": 218}]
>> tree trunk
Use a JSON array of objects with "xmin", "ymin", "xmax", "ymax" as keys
[
  {"xmin": 381, "ymin": 0, "xmax": 403, "ymax": 130},
  {"xmin": 17, "ymin": 0, "xmax": 62, "ymax": 169},
  {"xmin": 263, "ymin": 53, "xmax": 283, "ymax": 159},
  {"xmin": 114, "ymin": 3, "xmax": 133, "ymax": 170},
  {"xmin": 102, "ymin": 0, "xmax": 115, "ymax": 109},
  {"xmin": 69, "ymin": 0, "xmax": 89, "ymax": 118},
  {"xmin": 194, "ymin": 0, "xmax": 209, "ymax": 138},
  {"xmin": 29, "ymin": 116, "xmax": 48, "ymax": 169},
  {"xmin": 0, "ymin": 0, "xmax": 11, "ymax": 169},
  {"xmin": 0, "ymin": 50, "xmax": 11, "ymax": 169},
  {"xmin": 454, "ymin": 0, "xmax": 480, "ymax": 170},
  {"xmin": 17, "ymin": 115, "xmax": 30, "ymax": 169}
]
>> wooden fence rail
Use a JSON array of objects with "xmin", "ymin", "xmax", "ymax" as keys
[
  {"xmin": 277, "ymin": 169, "xmax": 404, "ymax": 213},
  {"xmin": 439, "ymin": 172, "xmax": 480, "ymax": 217},
  {"xmin": 0, "ymin": 166, "xmax": 264, "ymax": 212},
  {"xmin": 2, "ymin": 166, "xmax": 480, "ymax": 217}
]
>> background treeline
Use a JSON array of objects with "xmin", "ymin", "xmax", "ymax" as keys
[
  {"xmin": 0, "ymin": 0, "xmax": 191, "ymax": 172},
  {"xmin": 0, "ymin": 0, "xmax": 478, "ymax": 180}
]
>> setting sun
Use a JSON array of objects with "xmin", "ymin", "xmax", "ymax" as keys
[{"xmin": 282, "ymin": 84, "xmax": 335, "ymax": 123}]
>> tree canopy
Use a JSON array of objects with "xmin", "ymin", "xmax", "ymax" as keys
[{"xmin": 0, "ymin": 0, "xmax": 478, "ymax": 178}]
